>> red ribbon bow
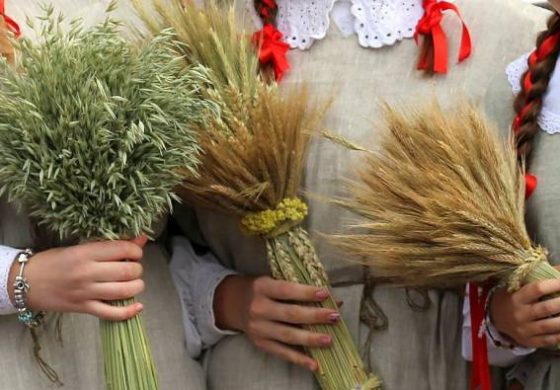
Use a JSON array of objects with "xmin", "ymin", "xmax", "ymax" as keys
[
  {"xmin": 415, "ymin": 0, "xmax": 471, "ymax": 74},
  {"xmin": 252, "ymin": 23, "xmax": 290, "ymax": 81},
  {"xmin": 0, "ymin": 0, "xmax": 20, "ymax": 38}
]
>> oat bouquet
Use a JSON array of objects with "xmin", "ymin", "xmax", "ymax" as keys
[
  {"xmin": 0, "ymin": 4, "xmax": 211, "ymax": 389},
  {"xmin": 133, "ymin": 1, "xmax": 380, "ymax": 389},
  {"xmin": 335, "ymin": 103, "xmax": 559, "ymax": 294}
]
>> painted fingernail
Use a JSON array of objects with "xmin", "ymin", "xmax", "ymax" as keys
[
  {"xmin": 307, "ymin": 361, "xmax": 318, "ymax": 371},
  {"xmin": 315, "ymin": 289, "xmax": 329, "ymax": 300},
  {"xmin": 328, "ymin": 313, "xmax": 340, "ymax": 322},
  {"xmin": 320, "ymin": 335, "xmax": 332, "ymax": 345}
]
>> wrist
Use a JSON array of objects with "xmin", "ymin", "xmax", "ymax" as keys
[
  {"xmin": 489, "ymin": 288, "xmax": 510, "ymax": 337},
  {"xmin": 489, "ymin": 287, "xmax": 525, "ymax": 347},
  {"xmin": 214, "ymin": 275, "xmax": 252, "ymax": 332}
]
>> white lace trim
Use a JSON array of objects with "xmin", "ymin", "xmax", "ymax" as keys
[
  {"xmin": 506, "ymin": 53, "xmax": 560, "ymax": 135},
  {"xmin": 0, "ymin": 246, "xmax": 22, "ymax": 315},
  {"xmin": 277, "ymin": 0, "xmax": 337, "ymax": 50},
  {"xmin": 248, "ymin": 0, "xmax": 425, "ymax": 50},
  {"xmin": 537, "ymin": 109, "xmax": 560, "ymax": 135},
  {"xmin": 350, "ymin": 0, "xmax": 424, "ymax": 48},
  {"xmin": 505, "ymin": 53, "xmax": 529, "ymax": 95}
]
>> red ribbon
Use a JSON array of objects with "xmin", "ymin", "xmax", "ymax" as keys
[
  {"xmin": 511, "ymin": 32, "xmax": 560, "ymax": 198},
  {"xmin": 470, "ymin": 37, "xmax": 546, "ymax": 387},
  {"xmin": 468, "ymin": 283, "xmax": 492, "ymax": 390},
  {"xmin": 469, "ymin": 175, "xmax": 536, "ymax": 390},
  {"xmin": 252, "ymin": 23, "xmax": 290, "ymax": 81},
  {"xmin": 415, "ymin": 0, "xmax": 471, "ymax": 73},
  {"xmin": 525, "ymin": 173, "xmax": 537, "ymax": 199},
  {"xmin": 258, "ymin": 0, "xmax": 276, "ymax": 20},
  {"xmin": 0, "ymin": 1, "xmax": 20, "ymax": 38}
]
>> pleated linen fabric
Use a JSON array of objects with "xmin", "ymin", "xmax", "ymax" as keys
[
  {"xmin": 193, "ymin": 1, "xmax": 552, "ymax": 389},
  {"xmin": 0, "ymin": 1, "xmax": 205, "ymax": 389}
]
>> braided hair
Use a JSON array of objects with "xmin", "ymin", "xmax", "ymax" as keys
[
  {"xmin": 254, "ymin": 0, "xmax": 278, "ymax": 26},
  {"xmin": 514, "ymin": 12, "xmax": 560, "ymax": 162}
]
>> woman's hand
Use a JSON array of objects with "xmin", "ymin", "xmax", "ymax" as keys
[
  {"xmin": 214, "ymin": 275, "xmax": 341, "ymax": 371},
  {"xmin": 491, "ymin": 275, "xmax": 560, "ymax": 348},
  {"xmin": 8, "ymin": 237, "xmax": 148, "ymax": 321}
]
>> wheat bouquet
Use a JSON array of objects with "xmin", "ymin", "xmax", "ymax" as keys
[
  {"xmin": 335, "ymin": 103, "xmax": 559, "ymax": 295},
  {"xmin": 133, "ymin": 1, "xmax": 379, "ymax": 389},
  {"xmin": 0, "ymin": 5, "xmax": 211, "ymax": 389}
]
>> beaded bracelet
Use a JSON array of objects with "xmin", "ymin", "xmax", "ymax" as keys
[{"xmin": 12, "ymin": 249, "xmax": 44, "ymax": 328}]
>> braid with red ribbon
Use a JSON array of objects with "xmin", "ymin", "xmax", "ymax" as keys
[
  {"xmin": 514, "ymin": 13, "xmax": 560, "ymax": 199},
  {"xmin": 254, "ymin": 0, "xmax": 278, "ymax": 26},
  {"xmin": 514, "ymin": 13, "xmax": 560, "ymax": 164},
  {"xmin": 469, "ymin": 13, "xmax": 560, "ymax": 390},
  {"xmin": 252, "ymin": 0, "xmax": 290, "ymax": 81},
  {"xmin": 414, "ymin": 0, "xmax": 471, "ymax": 74}
]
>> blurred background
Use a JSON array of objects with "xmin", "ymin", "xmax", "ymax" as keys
[{"xmin": 525, "ymin": 0, "xmax": 552, "ymax": 8}]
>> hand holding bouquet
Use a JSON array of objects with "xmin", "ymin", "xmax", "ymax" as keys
[{"xmin": 0, "ymin": 4, "xmax": 212, "ymax": 388}]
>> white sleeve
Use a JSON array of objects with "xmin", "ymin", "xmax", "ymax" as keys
[
  {"xmin": 461, "ymin": 287, "xmax": 535, "ymax": 367},
  {"xmin": 0, "ymin": 246, "xmax": 23, "ymax": 315},
  {"xmin": 169, "ymin": 236, "xmax": 238, "ymax": 359}
]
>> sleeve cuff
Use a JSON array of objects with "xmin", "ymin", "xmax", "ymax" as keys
[
  {"xmin": 169, "ymin": 236, "xmax": 238, "ymax": 358},
  {"xmin": 0, "ymin": 246, "xmax": 23, "ymax": 315},
  {"xmin": 461, "ymin": 285, "xmax": 535, "ymax": 367},
  {"xmin": 485, "ymin": 313, "xmax": 536, "ymax": 358}
]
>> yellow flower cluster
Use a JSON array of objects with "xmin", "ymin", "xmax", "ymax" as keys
[{"xmin": 241, "ymin": 198, "xmax": 308, "ymax": 236}]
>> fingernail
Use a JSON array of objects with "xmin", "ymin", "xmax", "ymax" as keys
[
  {"xmin": 136, "ymin": 303, "xmax": 144, "ymax": 312},
  {"xmin": 307, "ymin": 361, "xmax": 318, "ymax": 371},
  {"xmin": 315, "ymin": 289, "xmax": 329, "ymax": 300},
  {"xmin": 320, "ymin": 335, "xmax": 332, "ymax": 345},
  {"xmin": 328, "ymin": 313, "xmax": 340, "ymax": 322}
]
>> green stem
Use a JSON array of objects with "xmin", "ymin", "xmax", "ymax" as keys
[
  {"xmin": 267, "ymin": 226, "xmax": 382, "ymax": 390},
  {"xmin": 99, "ymin": 297, "xmax": 159, "ymax": 390},
  {"xmin": 524, "ymin": 261, "xmax": 560, "ymax": 286}
]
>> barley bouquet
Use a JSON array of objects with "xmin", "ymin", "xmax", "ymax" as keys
[
  {"xmin": 132, "ymin": 1, "xmax": 380, "ymax": 389},
  {"xmin": 0, "ymin": 5, "xmax": 211, "ymax": 390},
  {"xmin": 334, "ymin": 103, "xmax": 559, "ymax": 295}
]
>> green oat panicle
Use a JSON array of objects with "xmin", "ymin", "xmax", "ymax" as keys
[{"xmin": 0, "ymin": 6, "xmax": 211, "ymax": 241}]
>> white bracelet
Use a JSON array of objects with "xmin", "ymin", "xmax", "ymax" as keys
[{"xmin": 12, "ymin": 249, "xmax": 44, "ymax": 328}]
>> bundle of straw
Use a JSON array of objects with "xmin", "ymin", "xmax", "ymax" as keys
[
  {"xmin": 0, "ymin": 4, "xmax": 211, "ymax": 389},
  {"xmin": 133, "ymin": 1, "xmax": 380, "ymax": 389},
  {"xmin": 334, "ymin": 102, "xmax": 560, "ymax": 294}
]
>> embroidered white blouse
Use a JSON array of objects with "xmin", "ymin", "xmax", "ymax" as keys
[{"xmin": 248, "ymin": 0, "xmax": 425, "ymax": 50}]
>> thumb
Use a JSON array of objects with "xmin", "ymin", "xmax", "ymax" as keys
[{"xmin": 130, "ymin": 235, "xmax": 149, "ymax": 248}]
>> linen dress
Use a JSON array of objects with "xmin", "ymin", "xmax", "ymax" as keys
[{"xmin": 184, "ymin": 1, "xmax": 552, "ymax": 389}]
